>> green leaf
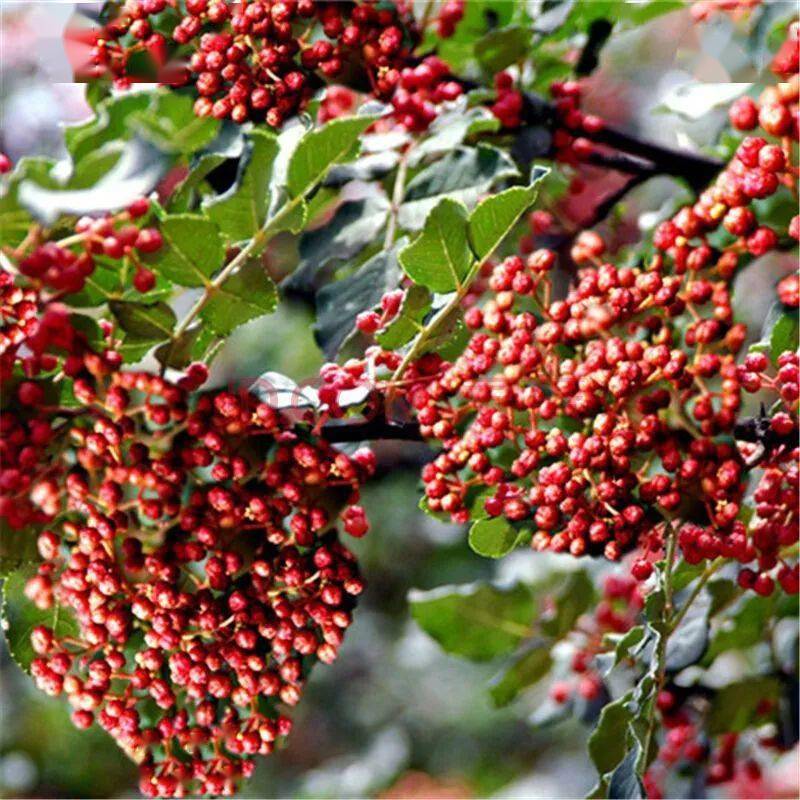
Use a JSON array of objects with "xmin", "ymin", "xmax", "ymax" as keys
[
  {"xmin": 704, "ymin": 594, "xmax": 774, "ymax": 662},
  {"xmin": 0, "ymin": 521, "xmax": 39, "ymax": 578},
  {"xmin": 286, "ymin": 115, "xmax": 377, "ymax": 198},
  {"xmin": 409, "ymin": 582, "xmax": 534, "ymax": 661},
  {"xmin": 109, "ymin": 300, "xmax": 176, "ymax": 342},
  {"xmin": 204, "ymin": 129, "xmax": 278, "ymax": 243},
  {"xmin": 399, "ymin": 145, "xmax": 519, "ymax": 230},
  {"xmin": 200, "ymin": 258, "xmax": 277, "ymax": 335},
  {"xmin": 664, "ymin": 590, "xmax": 710, "ymax": 671},
  {"xmin": 468, "ymin": 517, "xmax": 521, "ymax": 559},
  {"xmin": 671, "ymin": 560, "xmax": 706, "ymax": 592},
  {"xmin": 314, "ymin": 243, "xmax": 402, "ymax": 359},
  {"xmin": 541, "ymin": 570, "xmax": 595, "ymax": 638},
  {"xmin": 66, "ymin": 142, "xmax": 124, "ymax": 189},
  {"xmin": 424, "ymin": 306, "xmax": 470, "ymax": 361},
  {"xmin": 64, "ymin": 93, "xmax": 151, "ymax": 164},
  {"xmin": 706, "ymin": 677, "xmax": 780, "ymax": 735},
  {"xmin": 769, "ymin": 309, "xmax": 799, "ymax": 365},
  {"xmin": 410, "ymin": 104, "xmax": 500, "ymax": 165},
  {"xmin": 376, "ymin": 285, "xmax": 432, "ymax": 350},
  {"xmin": 269, "ymin": 198, "xmax": 307, "ymax": 235},
  {"xmin": 399, "ymin": 198, "xmax": 473, "ymax": 293},
  {"xmin": 489, "ymin": 641, "xmax": 553, "ymax": 707},
  {"xmin": 588, "ymin": 692, "xmax": 634, "ymax": 776},
  {"xmin": 0, "ymin": 184, "xmax": 35, "ymax": 249},
  {"xmin": 605, "ymin": 626, "xmax": 649, "ymax": 674},
  {"xmin": 155, "ymin": 325, "xmax": 204, "ymax": 369},
  {"xmin": 289, "ymin": 195, "xmax": 390, "ymax": 292},
  {"xmin": 608, "ymin": 744, "xmax": 646, "ymax": 800},
  {"xmin": 147, "ymin": 214, "xmax": 223, "ymax": 287},
  {"xmin": 2, "ymin": 565, "xmax": 81, "ymax": 673},
  {"xmin": 468, "ymin": 171, "xmax": 547, "ymax": 262},
  {"xmin": 130, "ymin": 91, "xmax": 220, "ymax": 155},
  {"xmin": 476, "ymin": 26, "xmax": 532, "ymax": 73}
]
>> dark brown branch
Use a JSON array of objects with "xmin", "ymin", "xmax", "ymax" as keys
[
  {"xmin": 582, "ymin": 173, "xmax": 650, "ymax": 228},
  {"xmin": 321, "ymin": 418, "xmax": 423, "ymax": 443},
  {"xmin": 585, "ymin": 150, "xmax": 654, "ymax": 176},
  {"xmin": 583, "ymin": 125, "xmax": 724, "ymax": 190},
  {"xmin": 516, "ymin": 91, "xmax": 724, "ymax": 190}
]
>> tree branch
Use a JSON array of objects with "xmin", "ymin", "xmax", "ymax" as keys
[
  {"xmin": 583, "ymin": 124, "xmax": 724, "ymax": 190},
  {"xmin": 517, "ymin": 91, "xmax": 724, "ymax": 190},
  {"xmin": 320, "ymin": 417, "xmax": 423, "ymax": 443}
]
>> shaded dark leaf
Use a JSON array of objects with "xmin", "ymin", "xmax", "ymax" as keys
[
  {"xmin": 314, "ymin": 243, "xmax": 402, "ymax": 359},
  {"xmin": 489, "ymin": 640, "xmax": 553, "ymax": 707}
]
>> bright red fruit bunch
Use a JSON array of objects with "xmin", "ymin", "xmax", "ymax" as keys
[
  {"xmin": 88, "ymin": 0, "xmax": 416, "ymax": 125},
  {"xmin": 22, "ymin": 367, "xmax": 373, "ymax": 797}
]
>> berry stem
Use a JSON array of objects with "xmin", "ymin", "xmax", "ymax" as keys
[
  {"xmin": 165, "ymin": 195, "xmax": 305, "ymax": 362},
  {"xmin": 390, "ymin": 252, "xmax": 483, "ymax": 386},
  {"xmin": 640, "ymin": 522, "xmax": 678, "ymax": 770},
  {"xmin": 668, "ymin": 557, "xmax": 725, "ymax": 630},
  {"xmin": 384, "ymin": 147, "xmax": 411, "ymax": 249}
]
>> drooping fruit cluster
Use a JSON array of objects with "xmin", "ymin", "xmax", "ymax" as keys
[
  {"xmin": 402, "ymin": 34, "xmax": 798, "ymax": 591},
  {"xmin": 406, "ymin": 235, "xmax": 747, "ymax": 563},
  {"xmin": 87, "ymin": 0, "xmax": 417, "ymax": 125},
  {"xmin": 0, "ymin": 198, "xmax": 162, "ymax": 529},
  {"xmin": 20, "ymin": 365, "xmax": 374, "ymax": 797}
]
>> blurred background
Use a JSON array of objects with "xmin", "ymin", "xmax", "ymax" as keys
[{"xmin": 0, "ymin": 2, "xmax": 797, "ymax": 798}]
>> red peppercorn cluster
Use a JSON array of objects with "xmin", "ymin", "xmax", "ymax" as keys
[
  {"xmin": 0, "ymin": 198, "xmax": 164, "ymax": 529},
  {"xmin": 407, "ymin": 226, "xmax": 750, "ymax": 560},
  {"xmin": 0, "ymin": 270, "xmax": 39, "ymax": 379},
  {"xmin": 86, "ymin": 0, "xmax": 174, "ymax": 89},
  {"xmin": 317, "ymin": 346, "xmax": 401, "ymax": 418},
  {"xmin": 90, "ymin": 0, "xmax": 416, "ymax": 125},
  {"xmin": 19, "ymin": 367, "xmax": 374, "ymax": 797},
  {"xmin": 490, "ymin": 71, "xmax": 524, "ymax": 129},
  {"xmin": 654, "ymin": 133, "xmax": 794, "ymax": 266},
  {"xmin": 434, "ymin": 0, "xmax": 465, "ymax": 38},
  {"xmin": 0, "ymin": 303, "xmax": 109, "ymax": 529},
  {"xmin": 389, "ymin": 56, "xmax": 462, "ymax": 131},
  {"xmin": 644, "ymin": 693, "xmax": 787, "ymax": 798},
  {"xmin": 548, "ymin": 573, "xmax": 643, "ymax": 706},
  {"xmin": 402, "ymin": 52, "xmax": 797, "ymax": 574},
  {"xmin": 643, "ymin": 690, "xmax": 711, "ymax": 799},
  {"xmin": 549, "ymin": 79, "xmax": 604, "ymax": 164},
  {"xmin": 19, "ymin": 198, "xmax": 162, "ymax": 296}
]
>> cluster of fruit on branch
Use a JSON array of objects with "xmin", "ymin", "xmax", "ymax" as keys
[{"xmin": 1, "ymin": 1, "xmax": 798, "ymax": 798}]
